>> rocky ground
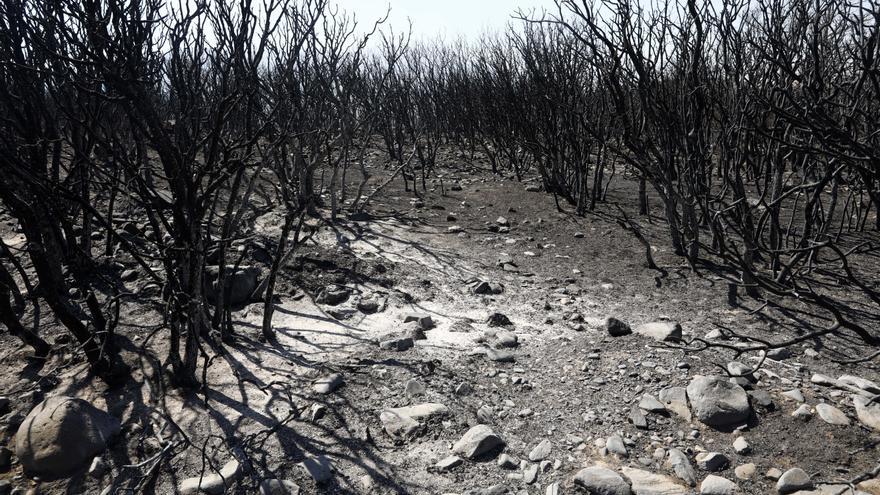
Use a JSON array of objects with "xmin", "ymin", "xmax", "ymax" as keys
[{"xmin": 1, "ymin": 151, "xmax": 880, "ymax": 494}]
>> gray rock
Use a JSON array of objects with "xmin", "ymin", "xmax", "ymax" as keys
[
  {"xmin": 379, "ymin": 412, "xmax": 420, "ymax": 440},
  {"xmin": 791, "ymin": 404, "xmax": 812, "ymax": 420},
  {"xmin": 404, "ymin": 313, "xmax": 435, "ymax": 330},
  {"xmin": 179, "ymin": 459, "xmax": 241, "ymax": 495},
  {"xmin": 781, "ymin": 390, "xmax": 804, "ymax": 403},
  {"xmin": 476, "ymin": 405, "xmax": 493, "ymax": 424},
  {"xmin": 765, "ymin": 348, "xmax": 792, "ymax": 360},
  {"xmin": 435, "ymin": 456, "xmax": 463, "ymax": 473},
  {"xmin": 686, "ymin": 376, "xmax": 751, "ymax": 427},
  {"xmin": 528, "ymin": 440, "xmax": 552, "ymax": 462},
  {"xmin": 606, "ymin": 434, "xmax": 627, "ymax": 457},
  {"xmin": 635, "ymin": 322, "xmax": 682, "ymax": 342},
  {"xmin": 494, "ymin": 331, "xmax": 519, "ymax": 349},
  {"xmin": 315, "ymin": 286, "xmax": 351, "ymax": 306},
  {"xmin": 621, "ymin": 467, "xmax": 689, "ymax": 494},
  {"xmin": 357, "ymin": 299, "xmax": 380, "ymax": 314},
  {"xmin": 204, "ymin": 265, "xmax": 262, "ymax": 306},
  {"xmin": 853, "ymin": 395, "xmax": 880, "ymax": 431},
  {"xmin": 305, "ymin": 404, "xmax": 326, "ymax": 423},
  {"xmin": 312, "ymin": 374, "xmax": 343, "ymax": 394},
  {"xmin": 726, "ymin": 362, "xmax": 756, "ymax": 382},
  {"xmin": 379, "ymin": 335, "xmax": 414, "ymax": 351},
  {"xmin": 455, "ymin": 383, "xmax": 473, "ymax": 396},
  {"xmin": 453, "ymin": 425, "xmax": 505, "ymax": 460},
  {"xmin": 815, "ymin": 403, "xmax": 849, "ymax": 425},
  {"xmin": 838, "ymin": 375, "xmax": 880, "ymax": 394},
  {"xmin": 464, "ymin": 484, "xmax": 510, "ymax": 495},
  {"xmin": 497, "ymin": 454, "xmax": 518, "ymax": 469},
  {"xmin": 639, "ymin": 394, "xmax": 666, "ymax": 413},
  {"xmin": 259, "ymin": 479, "xmax": 300, "ymax": 495},
  {"xmin": 545, "ymin": 482, "xmax": 561, "ymax": 495},
  {"xmin": 696, "ymin": 452, "xmax": 729, "ymax": 472},
  {"xmin": 486, "ymin": 348, "xmax": 516, "ymax": 362},
  {"xmin": 299, "ymin": 455, "xmax": 333, "ymax": 483},
  {"xmin": 572, "ymin": 466, "xmax": 632, "ymax": 495},
  {"xmin": 605, "ymin": 317, "xmax": 632, "ymax": 337},
  {"xmin": 810, "ymin": 374, "xmax": 839, "ymax": 387},
  {"xmin": 775, "ymin": 468, "xmax": 812, "ymax": 494},
  {"xmin": 660, "ymin": 387, "xmax": 692, "ymax": 421},
  {"xmin": 765, "ymin": 468, "xmax": 783, "ymax": 480},
  {"xmin": 379, "ymin": 403, "xmax": 450, "ymax": 440},
  {"xmin": 404, "ymin": 379, "xmax": 426, "ymax": 396},
  {"xmin": 486, "ymin": 312, "xmax": 513, "ymax": 327},
  {"xmin": 473, "ymin": 280, "xmax": 504, "ymax": 295},
  {"xmin": 523, "ymin": 463, "xmax": 539, "ymax": 484},
  {"xmin": 449, "ymin": 321, "xmax": 476, "ymax": 333},
  {"xmin": 15, "ymin": 396, "xmax": 121, "ymax": 478},
  {"xmin": 667, "ymin": 448, "xmax": 697, "ymax": 487},
  {"xmin": 630, "ymin": 405, "xmax": 648, "ymax": 430},
  {"xmin": 700, "ymin": 475, "xmax": 738, "ymax": 495},
  {"xmin": 747, "ymin": 390, "xmax": 774, "ymax": 411}
]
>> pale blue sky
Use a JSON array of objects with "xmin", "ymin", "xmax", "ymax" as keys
[{"xmin": 334, "ymin": 0, "xmax": 559, "ymax": 40}]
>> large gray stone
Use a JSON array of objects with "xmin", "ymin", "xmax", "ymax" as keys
[
  {"xmin": 686, "ymin": 376, "xmax": 751, "ymax": 427},
  {"xmin": 572, "ymin": 466, "xmax": 632, "ymax": 495},
  {"xmin": 15, "ymin": 396, "xmax": 121, "ymax": 478},
  {"xmin": 204, "ymin": 265, "xmax": 262, "ymax": 306},
  {"xmin": 452, "ymin": 425, "xmax": 505, "ymax": 460}
]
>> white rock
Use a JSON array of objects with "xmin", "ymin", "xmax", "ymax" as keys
[
  {"xmin": 732, "ymin": 437, "xmax": 751, "ymax": 455},
  {"xmin": 853, "ymin": 395, "xmax": 880, "ymax": 431},
  {"xmin": 700, "ymin": 475, "xmax": 739, "ymax": 495},
  {"xmin": 179, "ymin": 460, "xmax": 241, "ymax": 495},
  {"xmin": 815, "ymin": 403, "xmax": 850, "ymax": 426},
  {"xmin": 621, "ymin": 467, "xmax": 689, "ymax": 495},
  {"xmin": 776, "ymin": 468, "xmax": 812, "ymax": 494}
]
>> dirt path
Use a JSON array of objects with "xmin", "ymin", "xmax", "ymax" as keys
[{"xmin": 8, "ymin": 167, "xmax": 880, "ymax": 494}]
